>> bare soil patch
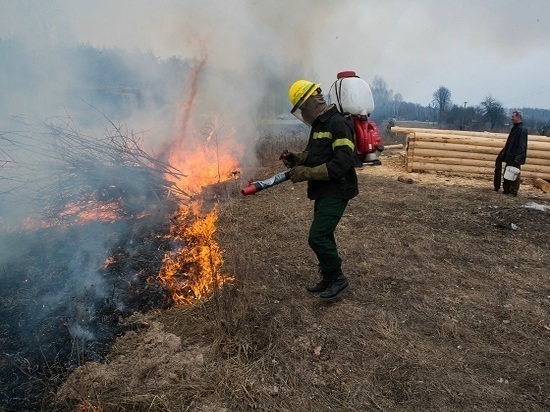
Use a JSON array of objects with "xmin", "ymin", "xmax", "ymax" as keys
[{"xmin": 58, "ymin": 150, "xmax": 550, "ymax": 411}]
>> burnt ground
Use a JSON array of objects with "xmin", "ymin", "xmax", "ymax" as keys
[
  {"xmin": 0, "ymin": 214, "xmax": 174, "ymax": 411},
  {"xmin": 55, "ymin": 149, "xmax": 550, "ymax": 412}
]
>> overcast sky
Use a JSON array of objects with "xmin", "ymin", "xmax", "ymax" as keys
[{"xmin": 1, "ymin": 0, "xmax": 550, "ymax": 111}]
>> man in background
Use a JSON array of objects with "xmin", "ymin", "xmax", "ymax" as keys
[{"xmin": 495, "ymin": 111, "xmax": 528, "ymax": 196}]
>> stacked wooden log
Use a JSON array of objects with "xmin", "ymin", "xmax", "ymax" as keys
[{"xmin": 390, "ymin": 127, "xmax": 550, "ymax": 181}]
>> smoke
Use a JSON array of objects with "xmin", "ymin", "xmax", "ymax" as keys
[
  {"xmin": 1, "ymin": 1, "xmax": 549, "ymax": 237},
  {"xmin": 0, "ymin": 0, "xmax": 374, "ymax": 133},
  {"xmin": 3, "ymin": 1, "xmax": 550, "ymax": 407},
  {"xmin": 0, "ymin": 3, "xmax": 340, "ymax": 407},
  {"xmin": 24, "ymin": 226, "xmax": 111, "ymax": 344},
  {"xmin": 1, "ymin": 0, "xmax": 548, "ymax": 304},
  {"xmin": 2, "ymin": 0, "xmax": 550, "ymax": 128}
]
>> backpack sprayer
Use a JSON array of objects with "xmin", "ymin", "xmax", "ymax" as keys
[
  {"xmin": 241, "ymin": 71, "xmax": 382, "ymax": 196},
  {"xmin": 328, "ymin": 70, "xmax": 383, "ymax": 165}
]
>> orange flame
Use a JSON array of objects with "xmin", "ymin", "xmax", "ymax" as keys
[
  {"xmin": 57, "ymin": 199, "xmax": 121, "ymax": 223},
  {"xmin": 155, "ymin": 121, "xmax": 240, "ymax": 304},
  {"xmin": 154, "ymin": 52, "xmax": 239, "ymax": 304},
  {"xmin": 76, "ymin": 400, "xmax": 102, "ymax": 412},
  {"xmin": 157, "ymin": 201, "xmax": 232, "ymax": 304},
  {"xmin": 0, "ymin": 199, "xmax": 135, "ymax": 232},
  {"xmin": 167, "ymin": 136, "xmax": 240, "ymax": 195},
  {"xmin": 102, "ymin": 256, "xmax": 117, "ymax": 270}
]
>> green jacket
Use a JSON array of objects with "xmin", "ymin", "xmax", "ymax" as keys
[{"xmin": 304, "ymin": 106, "xmax": 359, "ymax": 200}]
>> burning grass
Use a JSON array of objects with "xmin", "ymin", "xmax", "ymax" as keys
[
  {"xmin": 0, "ymin": 113, "xmax": 241, "ymax": 410},
  {"xmin": 158, "ymin": 201, "xmax": 233, "ymax": 305},
  {"xmin": 55, "ymin": 149, "xmax": 550, "ymax": 411},
  {"xmin": 4, "ymin": 119, "xmax": 549, "ymax": 410},
  {"xmin": 0, "ymin": 196, "xmax": 234, "ymax": 410}
]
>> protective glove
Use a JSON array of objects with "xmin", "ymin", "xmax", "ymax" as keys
[
  {"xmin": 281, "ymin": 150, "xmax": 308, "ymax": 168},
  {"xmin": 289, "ymin": 164, "xmax": 330, "ymax": 183}
]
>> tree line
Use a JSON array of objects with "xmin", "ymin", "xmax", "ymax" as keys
[{"xmin": 369, "ymin": 76, "xmax": 550, "ymax": 136}]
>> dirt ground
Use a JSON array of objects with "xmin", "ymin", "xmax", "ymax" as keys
[{"xmin": 57, "ymin": 149, "xmax": 550, "ymax": 411}]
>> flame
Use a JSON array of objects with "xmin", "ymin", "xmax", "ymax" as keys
[
  {"xmin": 153, "ymin": 62, "xmax": 243, "ymax": 302},
  {"xmin": 157, "ymin": 52, "xmax": 241, "ymax": 196},
  {"xmin": 57, "ymin": 199, "xmax": 121, "ymax": 223},
  {"xmin": 155, "ymin": 98, "xmax": 240, "ymax": 304},
  {"xmin": 166, "ymin": 136, "xmax": 240, "ymax": 195},
  {"xmin": 0, "ymin": 199, "xmax": 134, "ymax": 232},
  {"xmin": 102, "ymin": 256, "xmax": 117, "ymax": 270},
  {"xmin": 76, "ymin": 400, "xmax": 102, "ymax": 412},
  {"xmin": 157, "ymin": 201, "xmax": 232, "ymax": 304},
  {"xmin": 153, "ymin": 110, "xmax": 240, "ymax": 305}
]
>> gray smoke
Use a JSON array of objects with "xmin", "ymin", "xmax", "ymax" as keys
[
  {"xmin": 1, "ymin": 0, "xmax": 549, "ymax": 228},
  {"xmin": 2, "ymin": 1, "xmax": 550, "ymax": 407},
  {"xmin": 2, "ymin": 1, "xmax": 549, "ymax": 123}
]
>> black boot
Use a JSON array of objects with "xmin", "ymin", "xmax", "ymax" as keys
[
  {"xmin": 306, "ymin": 268, "xmax": 331, "ymax": 293},
  {"xmin": 319, "ymin": 275, "xmax": 349, "ymax": 301},
  {"xmin": 306, "ymin": 277, "xmax": 331, "ymax": 293}
]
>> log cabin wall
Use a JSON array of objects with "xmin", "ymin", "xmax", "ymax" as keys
[{"xmin": 391, "ymin": 127, "xmax": 550, "ymax": 181}]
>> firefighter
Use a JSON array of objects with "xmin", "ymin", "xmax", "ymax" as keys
[{"xmin": 283, "ymin": 79, "xmax": 358, "ymax": 301}]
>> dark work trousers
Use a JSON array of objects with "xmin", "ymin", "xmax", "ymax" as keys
[
  {"xmin": 503, "ymin": 171, "xmax": 521, "ymax": 195},
  {"xmin": 308, "ymin": 197, "xmax": 349, "ymax": 277}
]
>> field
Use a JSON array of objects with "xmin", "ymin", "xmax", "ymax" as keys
[{"xmin": 56, "ymin": 142, "xmax": 550, "ymax": 411}]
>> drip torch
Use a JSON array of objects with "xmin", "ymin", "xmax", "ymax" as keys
[
  {"xmin": 240, "ymin": 170, "xmax": 290, "ymax": 196},
  {"xmin": 241, "ymin": 150, "xmax": 293, "ymax": 196}
]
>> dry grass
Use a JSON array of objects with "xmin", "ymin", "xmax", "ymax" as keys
[{"xmin": 55, "ymin": 143, "xmax": 550, "ymax": 411}]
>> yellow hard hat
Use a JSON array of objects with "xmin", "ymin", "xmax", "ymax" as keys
[{"xmin": 288, "ymin": 80, "xmax": 321, "ymax": 112}]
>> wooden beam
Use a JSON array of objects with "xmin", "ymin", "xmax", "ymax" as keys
[
  {"xmin": 533, "ymin": 178, "xmax": 550, "ymax": 192},
  {"xmin": 409, "ymin": 162, "xmax": 550, "ymax": 180},
  {"xmin": 413, "ymin": 156, "xmax": 494, "ymax": 168},
  {"xmin": 409, "ymin": 141, "xmax": 550, "ymax": 160},
  {"xmin": 391, "ymin": 126, "xmax": 508, "ymax": 138},
  {"xmin": 411, "ymin": 149, "xmax": 550, "ymax": 165},
  {"xmin": 392, "ymin": 126, "xmax": 550, "ymax": 142},
  {"xmin": 410, "ymin": 134, "xmax": 550, "ymax": 151},
  {"xmin": 410, "ymin": 141, "xmax": 501, "ymax": 154}
]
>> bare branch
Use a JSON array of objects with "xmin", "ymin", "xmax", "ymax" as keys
[{"xmin": 1, "ymin": 113, "xmax": 191, "ymax": 223}]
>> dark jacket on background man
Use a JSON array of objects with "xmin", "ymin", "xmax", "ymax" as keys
[
  {"xmin": 494, "ymin": 112, "xmax": 528, "ymax": 195},
  {"xmin": 500, "ymin": 122, "xmax": 528, "ymax": 167}
]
